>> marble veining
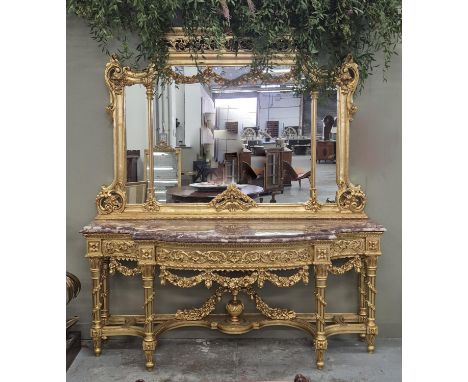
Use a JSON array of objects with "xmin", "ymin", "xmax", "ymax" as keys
[{"xmin": 81, "ymin": 219, "xmax": 385, "ymax": 243}]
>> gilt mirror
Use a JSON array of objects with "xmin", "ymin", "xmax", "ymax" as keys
[{"xmin": 97, "ymin": 30, "xmax": 366, "ymax": 218}]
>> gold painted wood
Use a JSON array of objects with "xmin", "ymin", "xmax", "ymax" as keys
[
  {"xmin": 83, "ymin": 231, "xmax": 382, "ymax": 370},
  {"xmin": 96, "ymin": 28, "xmax": 367, "ymax": 219}
]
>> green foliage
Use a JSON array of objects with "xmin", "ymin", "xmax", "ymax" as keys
[{"xmin": 67, "ymin": 0, "xmax": 401, "ymax": 92}]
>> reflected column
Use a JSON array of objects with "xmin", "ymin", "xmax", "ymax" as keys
[
  {"xmin": 145, "ymin": 84, "xmax": 156, "ymax": 203},
  {"xmin": 306, "ymin": 91, "xmax": 320, "ymax": 211}
]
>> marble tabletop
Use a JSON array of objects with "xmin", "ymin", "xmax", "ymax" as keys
[{"xmin": 81, "ymin": 219, "xmax": 385, "ymax": 244}]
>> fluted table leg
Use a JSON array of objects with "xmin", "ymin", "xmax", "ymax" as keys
[
  {"xmin": 101, "ymin": 258, "xmax": 110, "ymax": 339},
  {"xmin": 142, "ymin": 265, "xmax": 156, "ymax": 370},
  {"xmin": 314, "ymin": 263, "xmax": 328, "ymax": 369},
  {"xmin": 358, "ymin": 257, "xmax": 367, "ymax": 341},
  {"xmin": 365, "ymin": 255, "xmax": 378, "ymax": 353},
  {"xmin": 89, "ymin": 257, "xmax": 103, "ymax": 356}
]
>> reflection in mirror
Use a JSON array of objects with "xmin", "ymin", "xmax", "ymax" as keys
[
  {"xmin": 125, "ymin": 84, "xmax": 148, "ymax": 204},
  {"xmin": 144, "ymin": 144, "xmax": 181, "ymax": 203},
  {"xmin": 315, "ymin": 95, "xmax": 338, "ymax": 203},
  {"xmin": 155, "ymin": 65, "xmax": 313, "ymax": 204}
]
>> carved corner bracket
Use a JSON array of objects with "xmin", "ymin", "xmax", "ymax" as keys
[
  {"xmin": 96, "ymin": 184, "xmax": 126, "ymax": 215},
  {"xmin": 208, "ymin": 184, "xmax": 258, "ymax": 212},
  {"xmin": 336, "ymin": 182, "xmax": 367, "ymax": 213}
]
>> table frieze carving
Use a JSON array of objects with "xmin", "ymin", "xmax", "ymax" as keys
[
  {"xmin": 156, "ymin": 246, "xmax": 312, "ymax": 269},
  {"xmin": 103, "ymin": 240, "xmax": 138, "ymax": 258},
  {"xmin": 330, "ymin": 239, "xmax": 365, "ymax": 257}
]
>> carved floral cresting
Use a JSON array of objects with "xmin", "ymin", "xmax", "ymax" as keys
[{"xmin": 208, "ymin": 184, "xmax": 257, "ymax": 212}]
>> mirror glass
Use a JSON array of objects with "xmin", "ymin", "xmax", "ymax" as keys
[
  {"xmin": 315, "ymin": 95, "xmax": 338, "ymax": 203},
  {"xmin": 123, "ymin": 66, "xmax": 339, "ymax": 205},
  {"xmin": 125, "ymin": 84, "xmax": 148, "ymax": 204}
]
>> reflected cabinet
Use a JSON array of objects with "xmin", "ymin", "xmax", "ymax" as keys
[{"xmin": 83, "ymin": 28, "xmax": 384, "ymax": 372}]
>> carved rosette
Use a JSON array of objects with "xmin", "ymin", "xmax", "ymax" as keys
[
  {"xmin": 96, "ymin": 187, "xmax": 126, "ymax": 215},
  {"xmin": 335, "ymin": 54, "xmax": 359, "ymax": 120},
  {"xmin": 143, "ymin": 195, "xmax": 161, "ymax": 212},
  {"xmin": 336, "ymin": 182, "xmax": 367, "ymax": 213},
  {"xmin": 208, "ymin": 184, "xmax": 257, "ymax": 212}
]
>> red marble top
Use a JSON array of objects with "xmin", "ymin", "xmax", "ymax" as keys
[{"xmin": 81, "ymin": 219, "xmax": 385, "ymax": 244}]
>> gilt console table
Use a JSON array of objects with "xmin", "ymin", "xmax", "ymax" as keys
[{"xmin": 81, "ymin": 218, "xmax": 385, "ymax": 370}]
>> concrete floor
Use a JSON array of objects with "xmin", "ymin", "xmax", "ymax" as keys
[
  {"xmin": 67, "ymin": 337, "xmax": 401, "ymax": 382},
  {"xmin": 267, "ymin": 158, "xmax": 336, "ymax": 204}
]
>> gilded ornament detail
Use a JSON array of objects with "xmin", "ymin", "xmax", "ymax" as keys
[
  {"xmin": 329, "ymin": 256, "xmax": 362, "ymax": 275},
  {"xmin": 109, "ymin": 259, "xmax": 141, "ymax": 276},
  {"xmin": 208, "ymin": 184, "xmax": 257, "ymax": 212},
  {"xmin": 96, "ymin": 187, "xmax": 126, "ymax": 215},
  {"xmin": 336, "ymin": 182, "xmax": 367, "ymax": 212},
  {"xmin": 143, "ymin": 195, "xmax": 161, "ymax": 212},
  {"xmin": 103, "ymin": 240, "xmax": 137, "ymax": 256},
  {"xmin": 160, "ymin": 268, "xmax": 308, "ymax": 289},
  {"xmin": 157, "ymin": 247, "xmax": 311, "ymax": 268}
]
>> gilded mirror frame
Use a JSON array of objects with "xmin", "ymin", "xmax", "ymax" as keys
[{"xmin": 96, "ymin": 28, "xmax": 366, "ymax": 219}]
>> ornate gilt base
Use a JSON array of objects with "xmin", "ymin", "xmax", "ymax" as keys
[{"xmin": 84, "ymin": 231, "xmax": 382, "ymax": 371}]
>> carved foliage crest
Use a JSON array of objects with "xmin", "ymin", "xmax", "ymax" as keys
[{"xmin": 208, "ymin": 184, "xmax": 257, "ymax": 212}]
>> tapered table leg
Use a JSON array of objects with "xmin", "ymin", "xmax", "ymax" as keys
[
  {"xmin": 358, "ymin": 257, "xmax": 367, "ymax": 341},
  {"xmin": 89, "ymin": 257, "xmax": 103, "ymax": 356},
  {"xmin": 365, "ymin": 255, "xmax": 378, "ymax": 353},
  {"xmin": 142, "ymin": 265, "xmax": 156, "ymax": 370},
  {"xmin": 314, "ymin": 263, "xmax": 328, "ymax": 369}
]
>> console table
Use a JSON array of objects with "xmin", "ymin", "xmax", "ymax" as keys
[{"xmin": 81, "ymin": 218, "xmax": 384, "ymax": 370}]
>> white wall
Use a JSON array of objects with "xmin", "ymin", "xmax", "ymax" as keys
[
  {"xmin": 215, "ymin": 98, "xmax": 257, "ymax": 132},
  {"xmin": 258, "ymin": 92, "xmax": 301, "ymax": 135}
]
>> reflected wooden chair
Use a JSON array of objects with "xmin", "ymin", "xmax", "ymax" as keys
[{"xmin": 282, "ymin": 161, "xmax": 310, "ymax": 188}]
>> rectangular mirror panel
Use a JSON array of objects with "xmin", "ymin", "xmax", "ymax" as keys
[
  {"xmin": 316, "ymin": 95, "xmax": 338, "ymax": 203},
  {"xmin": 125, "ymin": 84, "xmax": 148, "ymax": 204}
]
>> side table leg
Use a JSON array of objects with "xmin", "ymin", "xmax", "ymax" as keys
[
  {"xmin": 314, "ymin": 263, "xmax": 328, "ymax": 369},
  {"xmin": 365, "ymin": 256, "xmax": 378, "ymax": 353},
  {"xmin": 358, "ymin": 257, "xmax": 367, "ymax": 341},
  {"xmin": 142, "ymin": 265, "xmax": 156, "ymax": 370},
  {"xmin": 101, "ymin": 258, "xmax": 110, "ymax": 337},
  {"xmin": 89, "ymin": 257, "xmax": 103, "ymax": 356}
]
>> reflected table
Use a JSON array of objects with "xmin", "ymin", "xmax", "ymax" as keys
[{"xmin": 166, "ymin": 184, "xmax": 263, "ymax": 203}]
